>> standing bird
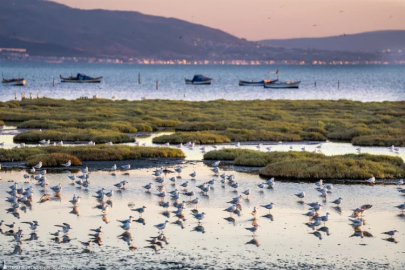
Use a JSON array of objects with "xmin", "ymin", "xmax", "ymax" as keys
[{"xmin": 245, "ymin": 225, "xmax": 260, "ymax": 236}]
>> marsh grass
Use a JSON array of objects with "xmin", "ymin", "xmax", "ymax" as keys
[
  {"xmin": 14, "ymin": 129, "xmax": 133, "ymax": 144},
  {"xmin": 0, "ymin": 145, "xmax": 184, "ymax": 166},
  {"xmin": 152, "ymin": 131, "xmax": 230, "ymax": 144},
  {"xmin": 25, "ymin": 153, "xmax": 82, "ymax": 167},
  {"xmin": 1, "ymin": 98, "xmax": 404, "ymax": 146},
  {"xmin": 204, "ymin": 149, "xmax": 404, "ymax": 179}
]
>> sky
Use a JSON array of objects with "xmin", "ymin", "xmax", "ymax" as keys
[{"xmin": 53, "ymin": 0, "xmax": 405, "ymax": 40}]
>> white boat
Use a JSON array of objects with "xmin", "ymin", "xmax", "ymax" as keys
[
  {"xmin": 263, "ymin": 69, "xmax": 300, "ymax": 89},
  {"xmin": 264, "ymin": 81, "xmax": 301, "ymax": 89},
  {"xmin": 2, "ymin": 78, "xmax": 26, "ymax": 86},
  {"xmin": 185, "ymin": 75, "xmax": 213, "ymax": 85},
  {"xmin": 60, "ymin": 73, "xmax": 102, "ymax": 83},
  {"xmin": 239, "ymin": 80, "xmax": 272, "ymax": 86}
]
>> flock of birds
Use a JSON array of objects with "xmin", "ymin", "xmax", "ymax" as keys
[{"xmin": 1, "ymin": 157, "xmax": 404, "ymax": 256}]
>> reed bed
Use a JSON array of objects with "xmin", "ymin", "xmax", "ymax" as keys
[
  {"xmin": 204, "ymin": 149, "xmax": 404, "ymax": 179},
  {"xmin": 0, "ymin": 98, "xmax": 403, "ymax": 146},
  {"xmin": 0, "ymin": 145, "xmax": 184, "ymax": 166},
  {"xmin": 14, "ymin": 129, "xmax": 133, "ymax": 144}
]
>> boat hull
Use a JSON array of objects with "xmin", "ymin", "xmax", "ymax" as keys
[
  {"xmin": 185, "ymin": 79, "xmax": 212, "ymax": 85},
  {"xmin": 61, "ymin": 79, "xmax": 102, "ymax": 83},
  {"xmin": 264, "ymin": 81, "xmax": 301, "ymax": 89},
  {"xmin": 2, "ymin": 79, "xmax": 26, "ymax": 86},
  {"xmin": 239, "ymin": 80, "xmax": 264, "ymax": 86}
]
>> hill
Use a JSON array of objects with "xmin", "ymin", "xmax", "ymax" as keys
[{"xmin": 260, "ymin": 31, "xmax": 405, "ymax": 52}]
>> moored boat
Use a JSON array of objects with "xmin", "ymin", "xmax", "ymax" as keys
[
  {"xmin": 2, "ymin": 78, "xmax": 26, "ymax": 86},
  {"xmin": 185, "ymin": 75, "xmax": 213, "ymax": 85},
  {"xmin": 239, "ymin": 79, "xmax": 276, "ymax": 86},
  {"xmin": 264, "ymin": 81, "xmax": 301, "ymax": 89},
  {"xmin": 60, "ymin": 73, "xmax": 103, "ymax": 83}
]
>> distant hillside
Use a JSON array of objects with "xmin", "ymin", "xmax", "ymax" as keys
[
  {"xmin": 0, "ymin": 0, "xmax": 248, "ymax": 59},
  {"xmin": 260, "ymin": 31, "xmax": 405, "ymax": 52},
  {"xmin": 0, "ymin": 0, "xmax": 392, "ymax": 62}
]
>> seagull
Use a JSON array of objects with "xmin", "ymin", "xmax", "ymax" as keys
[
  {"xmin": 62, "ymin": 160, "xmax": 71, "ymax": 167},
  {"xmin": 395, "ymin": 179, "xmax": 403, "ymax": 185},
  {"xmin": 331, "ymin": 197, "xmax": 343, "ymax": 205},
  {"xmin": 315, "ymin": 179, "xmax": 323, "ymax": 187},
  {"xmin": 33, "ymin": 161, "xmax": 42, "ymax": 169},
  {"xmin": 50, "ymin": 230, "xmax": 62, "ymax": 237},
  {"xmin": 190, "ymin": 197, "xmax": 199, "ymax": 209},
  {"xmin": 193, "ymin": 212, "xmax": 205, "ymax": 223},
  {"xmin": 258, "ymin": 183, "xmax": 265, "ymax": 189},
  {"xmin": 22, "ymin": 221, "xmax": 39, "ymax": 231},
  {"xmin": 143, "ymin": 183, "xmax": 153, "ymax": 191},
  {"xmin": 349, "ymin": 218, "xmax": 364, "ymax": 227},
  {"xmin": 251, "ymin": 206, "xmax": 258, "ymax": 217},
  {"xmin": 212, "ymin": 161, "xmax": 220, "ymax": 167},
  {"xmin": 366, "ymin": 177, "xmax": 375, "ymax": 184},
  {"xmin": 261, "ymin": 203, "xmax": 274, "ymax": 213},
  {"xmin": 189, "ymin": 171, "xmax": 196, "ymax": 178},
  {"xmin": 227, "ymin": 195, "xmax": 242, "ymax": 204},
  {"xmin": 132, "ymin": 206, "xmax": 146, "ymax": 217},
  {"xmin": 303, "ymin": 209, "xmax": 316, "ymax": 217},
  {"xmin": 174, "ymin": 167, "xmax": 182, "ymax": 174},
  {"xmin": 90, "ymin": 226, "xmax": 102, "ymax": 233},
  {"xmin": 154, "ymin": 221, "xmax": 169, "ymax": 231},
  {"xmin": 295, "ymin": 192, "xmax": 306, "ymax": 199},
  {"xmin": 224, "ymin": 205, "xmax": 237, "ymax": 216},
  {"xmin": 242, "ymin": 189, "xmax": 250, "ymax": 199},
  {"xmin": 382, "ymin": 230, "xmax": 398, "ymax": 236},
  {"xmin": 180, "ymin": 181, "xmax": 189, "ymax": 189},
  {"xmin": 121, "ymin": 164, "xmax": 131, "ymax": 170}
]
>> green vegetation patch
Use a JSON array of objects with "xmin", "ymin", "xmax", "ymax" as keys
[
  {"xmin": 1, "ymin": 98, "xmax": 404, "ymax": 146},
  {"xmin": 25, "ymin": 153, "xmax": 82, "ymax": 167},
  {"xmin": 0, "ymin": 145, "xmax": 184, "ymax": 166},
  {"xmin": 204, "ymin": 149, "xmax": 404, "ymax": 179},
  {"xmin": 14, "ymin": 129, "xmax": 133, "ymax": 144},
  {"xmin": 152, "ymin": 131, "xmax": 231, "ymax": 144}
]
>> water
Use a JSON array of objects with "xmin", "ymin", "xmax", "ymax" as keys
[
  {"xmin": 1, "ymin": 62, "xmax": 404, "ymax": 101},
  {"xmin": 0, "ymin": 164, "xmax": 404, "ymax": 268}
]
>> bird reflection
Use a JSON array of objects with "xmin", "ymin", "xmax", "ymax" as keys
[
  {"xmin": 245, "ymin": 238, "xmax": 260, "ymax": 247},
  {"xmin": 52, "ymin": 237, "xmax": 61, "ymax": 244},
  {"xmin": 61, "ymin": 235, "xmax": 72, "ymax": 243},
  {"xmin": 70, "ymin": 206, "xmax": 80, "ymax": 216},
  {"xmin": 162, "ymin": 211, "xmax": 170, "ymax": 218},
  {"xmin": 133, "ymin": 218, "xmax": 146, "ymax": 226},
  {"xmin": 224, "ymin": 217, "xmax": 236, "ymax": 225},
  {"xmin": 317, "ymin": 226, "xmax": 330, "ymax": 236},
  {"xmin": 26, "ymin": 232, "xmax": 39, "ymax": 241},
  {"xmin": 262, "ymin": 213, "xmax": 274, "ymax": 221},
  {"xmin": 102, "ymin": 215, "xmax": 109, "ymax": 224},
  {"xmin": 11, "ymin": 244, "xmax": 23, "ymax": 255},
  {"xmin": 309, "ymin": 231, "xmax": 322, "ymax": 240},
  {"xmin": 171, "ymin": 219, "xmax": 184, "ymax": 229},
  {"xmin": 191, "ymin": 225, "xmax": 205, "ymax": 234},
  {"xmin": 118, "ymin": 231, "xmax": 133, "ymax": 245},
  {"xmin": 383, "ymin": 237, "xmax": 398, "ymax": 244},
  {"xmin": 332, "ymin": 206, "xmax": 342, "ymax": 215}
]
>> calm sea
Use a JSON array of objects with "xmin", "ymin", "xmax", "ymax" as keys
[{"xmin": 0, "ymin": 62, "xmax": 404, "ymax": 101}]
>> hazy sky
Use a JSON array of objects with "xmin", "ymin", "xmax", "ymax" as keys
[{"xmin": 53, "ymin": 0, "xmax": 405, "ymax": 40}]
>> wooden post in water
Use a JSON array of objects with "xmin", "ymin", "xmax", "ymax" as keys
[
  {"xmin": 314, "ymin": 82, "xmax": 317, "ymax": 87},
  {"xmin": 156, "ymin": 79, "xmax": 159, "ymax": 90},
  {"xmin": 53, "ymin": 78, "xmax": 55, "ymax": 87},
  {"xmin": 338, "ymin": 80, "xmax": 340, "ymax": 89},
  {"xmin": 37, "ymin": 93, "xmax": 39, "ymax": 99},
  {"xmin": 15, "ymin": 93, "xmax": 17, "ymax": 100},
  {"xmin": 138, "ymin": 73, "xmax": 141, "ymax": 84},
  {"xmin": 30, "ymin": 93, "xmax": 33, "ymax": 99}
]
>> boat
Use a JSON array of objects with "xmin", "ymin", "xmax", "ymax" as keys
[
  {"xmin": 60, "ymin": 73, "xmax": 103, "ymax": 83},
  {"xmin": 185, "ymin": 75, "xmax": 213, "ymax": 85},
  {"xmin": 239, "ymin": 79, "xmax": 276, "ymax": 86},
  {"xmin": 264, "ymin": 81, "xmax": 301, "ymax": 89},
  {"xmin": 263, "ymin": 69, "xmax": 300, "ymax": 88},
  {"xmin": 2, "ymin": 78, "xmax": 26, "ymax": 86}
]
